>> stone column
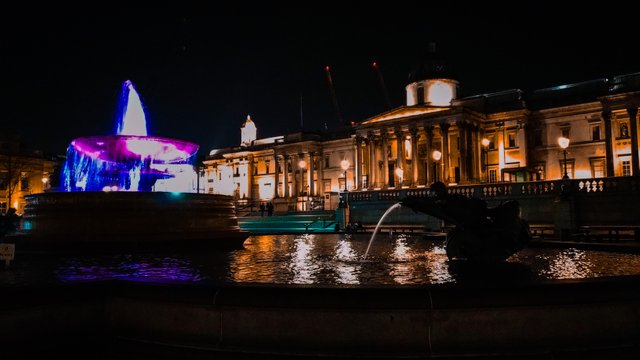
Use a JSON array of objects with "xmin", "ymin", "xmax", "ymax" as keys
[
  {"xmin": 354, "ymin": 137, "xmax": 361, "ymax": 190},
  {"xmin": 247, "ymin": 155, "xmax": 254, "ymax": 200},
  {"xmin": 471, "ymin": 124, "xmax": 480, "ymax": 181},
  {"xmin": 410, "ymin": 127, "xmax": 419, "ymax": 186},
  {"xmin": 319, "ymin": 151, "xmax": 325, "ymax": 197},
  {"xmin": 273, "ymin": 153, "xmax": 280, "ymax": 198},
  {"xmin": 627, "ymin": 107, "xmax": 639, "ymax": 176},
  {"xmin": 395, "ymin": 127, "xmax": 403, "ymax": 186},
  {"xmin": 381, "ymin": 130, "xmax": 389, "ymax": 188},
  {"xmin": 425, "ymin": 126, "xmax": 434, "ymax": 184},
  {"xmin": 291, "ymin": 155, "xmax": 298, "ymax": 197},
  {"xmin": 441, "ymin": 123, "xmax": 450, "ymax": 183},
  {"xmin": 283, "ymin": 155, "xmax": 290, "ymax": 198},
  {"xmin": 299, "ymin": 154, "xmax": 305, "ymax": 196},
  {"xmin": 368, "ymin": 131, "xmax": 376, "ymax": 188},
  {"xmin": 308, "ymin": 152, "xmax": 315, "ymax": 196},
  {"xmin": 602, "ymin": 109, "xmax": 614, "ymax": 177},
  {"xmin": 456, "ymin": 121, "xmax": 466, "ymax": 182},
  {"xmin": 466, "ymin": 124, "xmax": 474, "ymax": 182}
]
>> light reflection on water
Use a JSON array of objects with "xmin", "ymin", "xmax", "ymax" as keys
[{"xmin": 2, "ymin": 234, "xmax": 640, "ymax": 286}]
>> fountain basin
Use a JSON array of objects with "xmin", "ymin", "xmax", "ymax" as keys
[
  {"xmin": 70, "ymin": 135, "xmax": 199, "ymax": 163},
  {"xmin": 1, "ymin": 277, "xmax": 639, "ymax": 358},
  {"xmin": 14, "ymin": 192, "xmax": 249, "ymax": 252}
]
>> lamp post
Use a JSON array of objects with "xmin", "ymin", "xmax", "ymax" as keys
[
  {"xmin": 41, "ymin": 176, "xmax": 49, "ymax": 191},
  {"xmin": 340, "ymin": 159, "xmax": 349, "ymax": 191},
  {"xmin": 558, "ymin": 136, "xmax": 570, "ymax": 180},
  {"xmin": 432, "ymin": 150, "xmax": 442, "ymax": 183},
  {"xmin": 481, "ymin": 138, "xmax": 490, "ymax": 183}
]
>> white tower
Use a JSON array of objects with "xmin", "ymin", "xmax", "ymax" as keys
[{"xmin": 240, "ymin": 115, "xmax": 257, "ymax": 147}]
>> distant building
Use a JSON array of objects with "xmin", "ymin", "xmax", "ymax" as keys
[
  {"xmin": 204, "ymin": 48, "xmax": 640, "ymax": 211},
  {"xmin": 0, "ymin": 138, "xmax": 60, "ymax": 214}
]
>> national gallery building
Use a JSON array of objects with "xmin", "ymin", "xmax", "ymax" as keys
[{"xmin": 204, "ymin": 59, "xmax": 640, "ymax": 212}]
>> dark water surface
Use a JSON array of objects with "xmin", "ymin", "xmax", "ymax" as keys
[{"xmin": 2, "ymin": 234, "xmax": 640, "ymax": 286}]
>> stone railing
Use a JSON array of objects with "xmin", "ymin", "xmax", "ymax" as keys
[{"xmin": 345, "ymin": 176, "xmax": 639, "ymax": 202}]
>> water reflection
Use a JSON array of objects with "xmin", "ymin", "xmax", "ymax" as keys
[
  {"xmin": 3, "ymin": 234, "xmax": 640, "ymax": 287},
  {"xmin": 334, "ymin": 238, "xmax": 359, "ymax": 284},
  {"xmin": 290, "ymin": 234, "xmax": 317, "ymax": 284},
  {"xmin": 49, "ymin": 255, "xmax": 203, "ymax": 283}
]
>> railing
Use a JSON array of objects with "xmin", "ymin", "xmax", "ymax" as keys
[{"xmin": 345, "ymin": 176, "xmax": 640, "ymax": 202}]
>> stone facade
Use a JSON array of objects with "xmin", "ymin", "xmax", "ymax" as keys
[{"xmin": 204, "ymin": 70, "xmax": 640, "ymax": 212}]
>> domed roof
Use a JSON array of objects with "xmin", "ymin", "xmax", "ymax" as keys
[{"xmin": 408, "ymin": 43, "xmax": 457, "ymax": 83}]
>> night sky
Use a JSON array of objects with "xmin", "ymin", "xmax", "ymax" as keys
[{"xmin": 3, "ymin": 4, "xmax": 638, "ymax": 157}]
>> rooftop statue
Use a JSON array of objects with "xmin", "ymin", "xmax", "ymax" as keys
[{"xmin": 401, "ymin": 182, "xmax": 531, "ymax": 262}]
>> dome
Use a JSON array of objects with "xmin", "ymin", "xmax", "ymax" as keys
[{"xmin": 408, "ymin": 43, "xmax": 457, "ymax": 83}]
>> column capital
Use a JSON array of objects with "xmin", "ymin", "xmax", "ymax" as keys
[{"xmin": 381, "ymin": 130, "xmax": 389, "ymax": 141}]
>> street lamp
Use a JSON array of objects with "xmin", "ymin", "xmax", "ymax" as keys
[
  {"xmin": 481, "ymin": 138, "xmax": 490, "ymax": 182},
  {"xmin": 558, "ymin": 136, "xmax": 570, "ymax": 180},
  {"xmin": 432, "ymin": 150, "xmax": 442, "ymax": 183},
  {"xmin": 340, "ymin": 159, "xmax": 349, "ymax": 191}
]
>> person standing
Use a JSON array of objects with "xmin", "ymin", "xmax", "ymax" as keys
[{"xmin": 267, "ymin": 202, "xmax": 274, "ymax": 216}]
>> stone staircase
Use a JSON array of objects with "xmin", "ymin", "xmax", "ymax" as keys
[{"xmin": 237, "ymin": 211, "xmax": 339, "ymax": 234}]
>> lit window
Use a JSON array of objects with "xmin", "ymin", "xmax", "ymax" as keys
[
  {"xmin": 404, "ymin": 138, "xmax": 412, "ymax": 159},
  {"xmin": 560, "ymin": 160, "xmax": 574, "ymax": 179},
  {"xmin": 590, "ymin": 158, "xmax": 605, "ymax": 178},
  {"xmin": 622, "ymin": 160, "xmax": 632, "ymax": 176},
  {"xmin": 427, "ymin": 81, "xmax": 454, "ymax": 106},
  {"xmin": 489, "ymin": 169, "xmax": 497, "ymax": 183}
]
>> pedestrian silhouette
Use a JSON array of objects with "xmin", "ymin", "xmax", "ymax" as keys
[{"xmin": 267, "ymin": 202, "xmax": 274, "ymax": 216}]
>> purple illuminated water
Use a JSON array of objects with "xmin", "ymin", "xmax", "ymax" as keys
[{"xmin": 61, "ymin": 80, "xmax": 199, "ymax": 192}]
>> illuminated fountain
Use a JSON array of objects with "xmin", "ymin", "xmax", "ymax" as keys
[
  {"xmin": 62, "ymin": 81, "xmax": 199, "ymax": 193},
  {"xmin": 16, "ymin": 80, "xmax": 249, "ymax": 252}
]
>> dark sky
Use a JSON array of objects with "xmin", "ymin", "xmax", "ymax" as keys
[{"xmin": 3, "ymin": 3, "xmax": 638, "ymax": 156}]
